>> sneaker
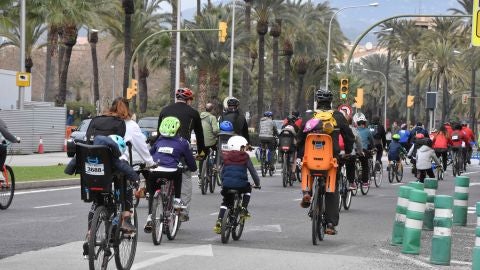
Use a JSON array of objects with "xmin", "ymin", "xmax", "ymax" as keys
[
  {"xmin": 82, "ymin": 241, "xmax": 89, "ymax": 258},
  {"xmin": 120, "ymin": 217, "xmax": 137, "ymax": 234},
  {"xmin": 300, "ymin": 191, "xmax": 311, "ymax": 208},
  {"xmin": 362, "ymin": 182, "xmax": 370, "ymax": 188},
  {"xmin": 386, "ymin": 165, "xmax": 390, "ymax": 172},
  {"xmin": 349, "ymin": 182, "xmax": 357, "ymax": 190},
  {"xmin": 325, "ymin": 223, "xmax": 337, "ymax": 235},
  {"xmin": 213, "ymin": 219, "xmax": 222, "ymax": 234},
  {"xmin": 179, "ymin": 214, "xmax": 189, "ymax": 222},
  {"xmin": 174, "ymin": 199, "xmax": 187, "ymax": 209},
  {"xmin": 240, "ymin": 207, "xmax": 251, "ymax": 219},
  {"xmin": 144, "ymin": 214, "xmax": 153, "ymax": 233}
]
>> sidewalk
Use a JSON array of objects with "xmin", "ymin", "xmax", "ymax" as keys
[{"xmin": 8, "ymin": 152, "xmax": 71, "ymax": 167}]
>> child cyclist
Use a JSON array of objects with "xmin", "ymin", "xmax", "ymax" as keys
[
  {"xmin": 144, "ymin": 116, "xmax": 197, "ymax": 233},
  {"xmin": 213, "ymin": 135, "xmax": 261, "ymax": 234},
  {"xmin": 415, "ymin": 139, "xmax": 442, "ymax": 183},
  {"xmin": 387, "ymin": 134, "xmax": 407, "ymax": 173}
]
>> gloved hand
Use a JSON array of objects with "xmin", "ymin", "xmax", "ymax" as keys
[
  {"xmin": 253, "ymin": 185, "xmax": 261, "ymax": 190},
  {"xmin": 146, "ymin": 160, "xmax": 156, "ymax": 168}
]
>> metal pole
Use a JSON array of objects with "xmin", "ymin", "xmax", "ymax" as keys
[
  {"xmin": 18, "ymin": 0, "xmax": 26, "ymax": 110},
  {"xmin": 228, "ymin": 0, "xmax": 236, "ymax": 98},
  {"xmin": 175, "ymin": 0, "xmax": 181, "ymax": 98}
]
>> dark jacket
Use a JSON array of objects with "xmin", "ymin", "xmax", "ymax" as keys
[
  {"xmin": 408, "ymin": 126, "xmax": 429, "ymax": 144},
  {"xmin": 158, "ymin": 102, "xmax": 205, "ymax": 154},
  {"xmin": 150, "ymin": 136, "xmax": 197, "ymax": 172},
  {"xmin": 297, "ymin": 110, "xmax": 355, "ymax": 158},
  {"xmin": 220, "ymin": 110, "xmax": 250, "ymax": 143},
  {"xmin": 387, "ymin": 140, "xmax": 406, "ymax": 161},
  {"xmin": 0, "ymin": 118, "xmax": 18, "ymax": 143},
  {"xmin": 221, "ymin": 150, "xmax": 260, "ymax": 188},
  {"xmin": 369, "ymin": 120, "xmax": 387, "ymax": 148}
]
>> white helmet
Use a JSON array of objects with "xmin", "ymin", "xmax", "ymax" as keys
[
  {"xmin": 282, "ymin": 125, "xmax": 296, "ymax": 135},
  {"xmin": 227, "ymin": 135, "xmax": 248, "ymax": 151},
  {"xmin": 353, "ymin": 112, "xmax": 367, "ymax": 123}
]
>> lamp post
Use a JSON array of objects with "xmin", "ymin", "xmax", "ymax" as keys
[
  {"xmin": 363, "ymin": 68, "xmax": 387, "ymax": 128},
  {"xmin": 228, "ymin": 0, "xmax": 236, "ymax": 98},
  {"xmin": 18, "ymin": 0, "xmax": 26, "ymax": 110},
  {"xmin": 319, "ymin": 2, "xmax": 378, "ymax": 110}
]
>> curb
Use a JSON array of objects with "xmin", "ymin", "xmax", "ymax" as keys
[{"xmin": 16, "ymin": 178, "xmax": 79, "ymax": 190}]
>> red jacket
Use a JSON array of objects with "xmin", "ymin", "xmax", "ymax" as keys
[
  {"xmin": 432, "ymin": 132, "xmax": 448, "ymax": 149},
  {"xmin": 449, "ymin": 130, "xmax": 468, "ymax": 148},
  {"xmin": 444, "ymin": 124, "xmax": 453, "ymax": 137},
  {"xmin": 462, "ymin": 126, "xmax": 475, "ymax": 144}
]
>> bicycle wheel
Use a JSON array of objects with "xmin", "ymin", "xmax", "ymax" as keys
[
  {"xmin": 209, "ymin": 158, "xmax": 216, "ymax": 193},
  {"xmin": 360, "ymin": 162, "xmax": 371, "ymax": 195},
  {"xmin": 396, "ymin": 164, "xmax": 404, "ymax": 183},
  {"xmin": 221, "ymin": 208, "xmax": 232, "ymax": 244},
  {"xmin": 374, "ymin": 162, "xmax": 383, "ymax": 188},
  {"xmin": 232, "ymin": 206, "xmax": 245, "ymax": 241},
  {"xmin": 452, "ymin": 152, "xmax": 458, "ymax": 177},
  {"xmin": 216, "ymin": 164, "xmax": 223, "ymax": 186},
  {"xmin": 88, "ymin": 206, "xmax": 109, "ymax": 270},
  {"xmin": 114, "ymin": 208, "xmax": 138, "ymax": 270},
  {"xmin": 165, "ymin": 197, "xmax": 180, "ymax": 240},
  {"xmin": 316, "ymin": 191, "xmax": 325, "ymax": 242},
  {"xmin": 200, "ymin": 162, "xmax": 208, "ymax": 195},
  {"xmin": 311, "ymin": 190, "xmax": 319, "ymax": 245},
  {"xmin": 151, "ymin": 195, "xmax": 164, "ymax": 245},
  {"xmin": 282, "ymin": 154, "xmax": 288, "ymax": 188},
  {"xmin": 0, "ymin": 166, "xmax": 15, "ymax": 210}
]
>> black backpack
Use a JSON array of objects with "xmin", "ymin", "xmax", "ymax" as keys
[
  {"xmin": 369, "ymin": 124, "xmax": 381, "ymax": 140},
  {"xmin": 85, "ymin": 115, "xmax": 126, "ymax": 143}
]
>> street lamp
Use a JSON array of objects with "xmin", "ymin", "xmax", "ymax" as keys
[
  {"xmin": 363, "ymin": 68, "xmax": 387, "ymax": 128},
  {"xmin": 228, "ymin": 0, "xmax": 236, "ymax": 98}
]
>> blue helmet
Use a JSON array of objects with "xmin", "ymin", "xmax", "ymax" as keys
[
  {"xmin": 219, "ymin": 121, "xmax": 234, "ymax": 132},
  {"xmin": 108, "ymin": 135, "xmax": 126, "ymax": 153},
  {"xmin": 264, "ymin": 111, "xmax": 273, "ymax": 117}
]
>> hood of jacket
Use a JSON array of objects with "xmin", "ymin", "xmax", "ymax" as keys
[
  {"xmin": 200, "ymin": 111, "xmax": 212, "ymax": 119},
  {"xmin": 418, "ymin": 145, "xmax": 431, "ymax": 153},
  {"xmin": 223, "ymin": 150, "xmax": 249, "ymax": 165}
]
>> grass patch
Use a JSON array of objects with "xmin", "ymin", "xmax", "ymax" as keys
[{"xmin": 12, "ymin": 165, "xmax": 76, "ymax": 182}]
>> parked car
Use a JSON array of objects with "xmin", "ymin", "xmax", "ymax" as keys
[
  {"xmin": 66, "ymin": 119, "xmax": 91, "ymax": 157},
  {"xmin": 138, "ymin": 116, "xmax": 158, "ymax": 143}
]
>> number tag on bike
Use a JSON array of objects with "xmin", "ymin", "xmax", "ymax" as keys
[
  {"xmin": 221, "ymin": 143, "xmax": 229, "ymax": 150},
  {"xmin": 85, "ymin": 162, "xmax": 105, "ymax": 175},
  {"xmin": 314, "ymin": 141, "xmax": 324, "ymax": 149},
  {"xmin": 452, "ymin": 135, "xmax": 458, "ymax": 140}
]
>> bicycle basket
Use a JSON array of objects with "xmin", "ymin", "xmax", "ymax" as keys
[
  {"xmin": 76, "ymin": 143, "xmax": 114, "ymax": 198},
  {"xmin": 278, "ymin": 132, "xmax": 294, "ymax": 152}
]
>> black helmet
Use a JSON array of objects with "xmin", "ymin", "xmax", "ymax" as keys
[
  {"xmin": 292, "ymin": 111, "xmax": 300, "ymax": 118},
  {"xmin": 287, "ymin": 114, "xmax": 297, "ymax": 123},
  {"xmin": 315, "ymin": 88, "xmax": 333, "ymax": 103},
  {"xmin": 227, "ymin": 97, "xmax": 240, "ymax": 107}
]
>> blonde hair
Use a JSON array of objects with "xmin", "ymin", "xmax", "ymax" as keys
[{"xmin": 104, "ymin": 97, "xmax": 132, "ymax": 120}]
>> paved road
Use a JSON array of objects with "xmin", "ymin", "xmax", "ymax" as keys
[{"xmin": 1, "ymin": 160, "xmax": 479, "ymax": 269}]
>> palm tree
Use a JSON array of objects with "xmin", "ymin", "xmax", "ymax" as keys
[
  {"xmin": 449, "ymin": 0, "xmax": 472, "ymax": 15},
  {"xmin": 269, "ymin": 18, "xmax": 281, "ymax": 116},
  {"xmin": 241, "ymin": 0, "xmax": 252, "ymax": 115},
  {"xmin": 122, "ymin": 0, "xmax": 135, "ymax": 98},
  {"xmin": 88, "ymin": 30, "xmax": 100, "ymax": 106}
]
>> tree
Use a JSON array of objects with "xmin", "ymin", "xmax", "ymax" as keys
[
  {"xmin": 122, "ymin": 0, "xmax": 135, "ymax": 99},
  {"xmin": 88, "ymin": 30, "xmax": 100, "ymax": 107},
  {"xmin": 241, "ymin": 0, "xmax": 252, "ymax": 115}
]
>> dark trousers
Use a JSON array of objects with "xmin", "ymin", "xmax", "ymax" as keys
[
  {"xmin": 434, "ymin": 148, "xmax": 448, "ymax": 171},
  {"xmin": 417, "ymin": 168, "xmax": 435, "ymax": 183},
  {"xmin": 375, "ymin": 144, "xmax": 383, "ymax": 163},
  {"xmin": 344, "ymin": 158, "xmax": 356, "ymax": 184},
  {"xmin": 358, "ymin": 152, "xmax": 370, "ymax": 183},
  {"xmin": 218, "ymin": 186, "xmax": 252, "ymax": 219},
  {"xmin": 0, "ymin": 144, "xmax": 6, "ymax": 170},
  {"xmin": 325, "ymin": 169, "xmax": 340, "ymax": 226}
]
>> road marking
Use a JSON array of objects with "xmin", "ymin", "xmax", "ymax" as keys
[
  {"xmin": 461, "ymin": 171, "xmax": 480, "ymax": 175},
  {"xmin": 391, "ymin": 183, "xmax": 404, "ymax": 186},
  {"xmin": 245, "ymin": 224, "xmax": 282, "ymax": 233},
  {"xmin": 378, "ymin": 248, "xmax": 436, "ymax": 269},
  {"xmin": 34, "ymin": 203, "xmax": 72, "ymax": 209},
  {"xmin": 133, "ymin": 244, "xmax": 214, "ymax": 269},
  {"xmin": 16, "ymin": 186, "xmax": 78, "ymax": 195},
  {"xmin": 209, "ymin": 212, "xmax": 217, "ymax": 216},
  {"xmin": 419, "ymin": 256, "xmax": 472, "ymax": 266}
]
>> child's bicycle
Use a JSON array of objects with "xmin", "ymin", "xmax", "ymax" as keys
[
  {"xmin": 432, "ymin": 162, "xmax": 444, "ymax": 181},
  {"xmin": 220, "ymin": 185, "xmax": 260, "ymax": 244},
  {"xmin": 0, "ymin": 142, "xmax": 16, "ymax": 210}
]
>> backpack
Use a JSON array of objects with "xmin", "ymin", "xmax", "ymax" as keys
[
  {"xmin": 312, "ymin": 110, "xmax": 337, "ymax": 134},
  {"xmin": 259, "ymin": 117, "xmax": 275, "ymax": 138},
  {"xmin": 85, "ymin": 115, "xmax": 126, "ymax": 143},
  {"xmin": 369, "ymin": 124, "xmax": 381, "ymax": 140}
]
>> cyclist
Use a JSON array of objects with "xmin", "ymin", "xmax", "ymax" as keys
[
  {"xmin": 407, "ymin": 133, "xmax": 430, "ymax": 175},
  {"xmin": 297, "ymin": 88, "xmax": 354, "ymax": 235},
  {"xmin": 0, "ymin": 118, "xmax": 20, "ymax": 183},
  {"xmin": 213, "ymin": 135, "xmax": 260, "ymax": 234},
  {"xmin": 258, "ymin": 111, "xmax": 278, "ymax": 162},
  {"xmin": 415, "ymin": 139, "xmax": 442, "ymax": 183},
  {"xmin": 432, "ymin": 125, "xmax": 449, "ymax": 171},
  {"xmin": 461, "ymin": 120, "xmax": 475, "ymax": 164},
  {"xmin": 199, "ymin": 103, "xmax": 219, "ymax": 180},
  {"xmin": 409, "ymin": 122, "xmax": 429, "ymax": 144},
  {"xmin": 387, "ymin": 134, "xmax": 407, "ymax": 173},
  {"xmin": 356, "ymin": 113, "xmax": 374, "ymax": 189},
  {"xmin": 283, "ymin": 111, "xmax": 302, "ymax": 130},
  {"xmin": 398, "ymin": 124, "xmax": 411, "ymax": 151},
  {"xmin": 158, "ymin": 88, "xmax": 205, "ymax": 222},
  {"xmin": 219, "ymin": 97, "xmax": 250, "ymax": 143},
  {"xmin": 144, "ymin": 116, "xmax": 197, "ymax": 233},
  {"xmin": 368, "ymin": 116, "xmax": 387, "ymax": 169},
  {"xmin": 342, "ymin": 111, "xmax": 363, "ymax": 190},
  {"xmin": 279, "ymin": 123, "xmax": 298, "ymax": 181},
  {"xmin": 449, "ymin": 123, "xmax": 468, "ymax": 172}
]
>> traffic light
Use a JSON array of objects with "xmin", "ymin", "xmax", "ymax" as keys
[
  {"xmin": 462, "ymin": 94, "xmax": 469, "ymax": 104},
  {"xmin": 340, "ymin": 78, "xmax": 349, "ymax": 100},
  {"xmin": 126, "ymin": 79, "xmax": 138, "ymax": 100},
  {"xmin": 354, "ymin": 88, "xmax": 364, "ymax": 108},
  {"xmin": 407, "ymin": 95, "xmax": 414, "ymax": 108},
  {"xmin": 218, "ymin": 21, "xmax": 227, "ymax": 43}
]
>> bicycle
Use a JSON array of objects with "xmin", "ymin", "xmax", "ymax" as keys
[
  {"xmin": 388, "ymin": 159, "xmax": 403, "ymax": 183},
  {"xmin": 0, "ymin": 142, "xmax": 16, "ymax": 210},
  {"xmin": 200, "ymin": 149, "xmax": 218, "ymax": 194},
  {"xmin": 351, "ymin": 157, "xmax": 362, "ymax": 197},
  {"xmin": 432, "ymin": 162, "xmax": 443, "ymax": 181},
  {"xmin": 132, "ymin": 165, "xmax": 149, "ymax": 207},
  {"xmin": 372, "ymin": 150, "xmax": 383, "ymax": 188},
  {"xmin": 259, "ymin": 141, "xmax": 276, "ymax": 177},
  {"xmin": 221, "ymin": 186, "xmax": 260, "ymax": 244},
  {"xmin": 77, "ymin": 143, "xmax": 138, "ymax": 270},
  {"xmin": 278, "ymin": 131, "xmax": 295, "ymax": 188},
  {"xmin": 337, "ymin": 156, "xmax": 352, "ymax": 211},
  {"xmin": 451, "ymin": 147, "xmax": 463, "ymax": 177},
  {"xmin": 148, "ymin": 167, "xmax": 182, "ymax": 245}
]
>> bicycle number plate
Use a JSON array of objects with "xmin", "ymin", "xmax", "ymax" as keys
[
  {"xmin": 221, "ymin": 143, "xmax": 229, "ymax": 150},
  {"xmin": 85, "ymin": 162, "xmax": 105, "ymax": 175},
  {"xmin": 452, "ymin": 135, "xmax": 458, "ymax": 140},
  {"xmin": 313, "ymin": 141, "xmax": 324, "ymax": 149}
]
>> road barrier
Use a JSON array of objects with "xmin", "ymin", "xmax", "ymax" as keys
[
  {"xmin": 408, "ymin": 181, "xmax": 424, "ymax": 191},
  {"xmin": 423, "ymin": 178, "xmax": 438, "ymax": 231},
  {"xmin": 453, "ymin": 176, "xmax": 470, "ymax": 226},
  {"xmin": 473, "ymin": 202, "xmax": 480, "ymax": 269},
  {"xmin": 430, "ymin": 195, "xmax": 453, "ymax": 265},
  {"xmin": 391, "ymin": 185, "xmax": 413, "ymax": 246},
  {"xmin": 402, "ymin": 189, "xmax": 427, "ymax": 255}
]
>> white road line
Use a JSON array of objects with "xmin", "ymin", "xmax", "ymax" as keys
[
  {"xmin": 391, "ymin": 183, "xmax": 404, "ymax": 186},
  {"xmin": 461, "ymin": 171, "xmax": 480, "ymax": 175},
  {"xmin": 378, "ymin": 248, "xmax": 436, "ymax": 269},
  {"xmin": 16, "ymin": 186, "xmax": 79, "ymax": 195},
  {"xmin": 34, "ymin": 203, "xmax": 72, "ymax": 209},
  {"xmin": 419, "ymin": 256, "xmax": 472, "ymax": 266},
  {"xmin": 132, "ymin": 254, "xmax": 181, "ymax": 270},
  {"xmin": 209, "ymin": 212, "xmax": 217, "ymax": 216}
]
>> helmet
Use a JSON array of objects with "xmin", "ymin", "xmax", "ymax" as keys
[
  {"xmin": 159, "ymin": 116, "xmax": 181, "ymax": 137},
  {"xmin": 401, "ymin": 123, "xmax": 407, "ymax": 129},
  {"xmin": 282, "ymin": 125, "xmax": 296, "ymax": 134},
  {"xmin": 227, "ymin": 97, "xmax": 240, "ymax": 107},
  {"xmin": 415, "ymin": 133, "xmax": 425, "ymax": 139},
  {"xmin": 287, "ymin": 114, "xmax": 297, "ymax": 123},
  {"xmin": 219, "ymin": 120, "xmax": 234, "ymax": 132},
  {"xmin": 392, "ymin": 134, "xmax": 400, "ymax": 141},
  {"xmin": 175, "ymin": 88, "xmax": 193, "ymax": 100},
  {"xmin": 315, "ymin": 88, "xmax": 333, "ymax": 103},
  {"xmin": 292, "ymin": 111, "xmax": 300, "ymax": 118},
  {"xmin": 303, "ymin": 118, "xmax": 321, "ymax": 133},
  {"xmin": 108, "ymin": 135, "xmax": 127, "ymax": 154},
  {"xmin": 461, "ymin": 120, "xmax": 468, "ymax": 126},
  {"xmin": 264, "ymin": 111, "xmax": 273, "ymax": 117},
  {"xmin": 227, "ymin": 135, "xmax": 248, "ymax": 151},
  {"xmin": 430, "ymin": 128, "xmax": 437, "ymax": 133},
  {"xmin": 355, "ymin": 114, "xmax": 367, "ymax": 123},
  {"xmin": 305, "ymin": 109, "xmax": 313, "ymax": 115}
]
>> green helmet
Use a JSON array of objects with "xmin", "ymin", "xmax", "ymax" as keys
[
  {"xmin": 159, "ymin": 116, "xmax": 180, "ymax": 137},
  {"xmin": 392, "ymin": 133, "xmax": 400, "ymax": 140}
]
